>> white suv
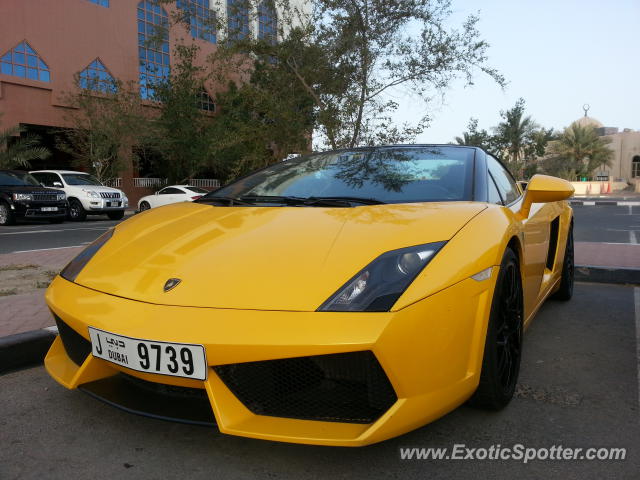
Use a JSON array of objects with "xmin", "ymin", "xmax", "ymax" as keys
[{"xmin": 30, "ymin": 170, "xmax": 128, "ymax": 221}]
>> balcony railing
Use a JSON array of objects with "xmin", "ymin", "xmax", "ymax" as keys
[
  {"xmin": 190, "ymin": 178, "xmax": 220, "ymax": 188},
  {"xmin": 133, "ymin": 178, "xmax": 167, "ymax": 188},
  {"xmin": 103, "ymin": 178, "xmax": 122, "ymax": 188}
]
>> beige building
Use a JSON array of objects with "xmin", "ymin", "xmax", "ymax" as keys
[{"xmin": 573, "ymin": 115, "xmax": 640, "ymax": 186}]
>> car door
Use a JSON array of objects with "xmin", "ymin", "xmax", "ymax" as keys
[
  {"xmin": 487, "ymin": 156, "xmax": 551, "ymax": 320},
  {"xmin": 155, "ymin": 187, "xmax": 186, "ymax": 207}
]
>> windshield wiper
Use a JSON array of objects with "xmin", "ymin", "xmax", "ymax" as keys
[
  {"xmin": 303, "ymin": 196, "xmax": 386, "ymax": 206},
  {"xmin": 197, "ymin": 196, "xmax": 256, "ymax": 206}
]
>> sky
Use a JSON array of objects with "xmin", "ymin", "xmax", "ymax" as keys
[{"xmin": 395, "ymin": 0, "xmax": 640, "ymax": 144}]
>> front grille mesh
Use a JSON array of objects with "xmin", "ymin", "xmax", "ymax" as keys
[
  {"xmin": 54, "ymin": 315, "xmax": 91, "ymax": 366},
  {"xmin": 32, "ymin": 193, "xmax": 59, "ymax": 202},
  {"xmin": 99, "ymin": 192, "xmax": 120, "ymax": 199},
  {"xmin": 214, "ymin": 351, "xmax": 397, "ymax": 424}
]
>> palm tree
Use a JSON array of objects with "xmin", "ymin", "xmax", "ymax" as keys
[
  {"xmin": 545, "ymin": 122, "xmax": 613, "ymax": 180},
  {"xmin": 0, "ymin": 123, "xmax": 50, "ymax": 169},
  {"xmin": 492, "ymin": 98, "xmax": 538, "ymax": 177},
  {"xmin": 454, "ymin": 118, "xmax": 492, "ymax": 151}
]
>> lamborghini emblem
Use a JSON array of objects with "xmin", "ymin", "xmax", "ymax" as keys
[{"xmin": 163, "ymin": 278, "xmax": 181, "ymax": 292}]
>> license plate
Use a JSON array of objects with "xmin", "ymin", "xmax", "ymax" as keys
[
  {"xmin": 41, "ymin": 207, "xmax": 58, "ymax": 212},
  {"xmin": 88, "ymin": 327, "xmax": 207, "ymax": 380}
]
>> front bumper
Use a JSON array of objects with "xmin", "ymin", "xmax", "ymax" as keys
[
  {"xmin": 12, "ymin": 201, "xmax": 67, "ymax": 218},
  {"xmin": 44, "ymin": 273, "xmax": 496, "ymax": 446},
  {"xmin": 84, "ymin": 198, "xmax": 126, "ymax": 211}
]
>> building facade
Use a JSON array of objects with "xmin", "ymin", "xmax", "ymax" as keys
[
  {"xmin": 0, "ymin": 0, "xmax": 306, "ymax": 202},
  {"xmin": 572, "ymin": 116, "xmax": 640, "ymax": 187}
]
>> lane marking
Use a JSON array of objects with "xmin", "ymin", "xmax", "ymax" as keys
[
  {"xmin": 632, "ymin": 230, "xmax": 638, "ymax": 245},
  {"xmin": 635, "ymin": 287, "xmax": 640, "ymax": 414},
  {"xmin": 10, "ymin": 245, "xmax": 85, "ymax": 254},
  {"xmin": 0, "ymin": 227, "xmax": 109, "ymax": 236}
]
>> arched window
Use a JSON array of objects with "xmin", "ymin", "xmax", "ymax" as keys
[
  {"xmin": 227, "ymin": 0, "xmax": 250, "ymax": 43},
  {"xmin": 85, "ymin": 0, "xmax": 109, "ymax": 7},
  {"xmin": 79, "ymin": 59, "xmax": 116, "ymax": 93},
  {"xmin": 177, "ymin": 0, "xmax": 216, "ymax": 44},
  {"xmin": 137, "ymin": 1, "xmax": 170, "ymax": 100},
  {"xmin": 632, "ymin": 156, "xmax": 640, "ymax": 178},
  {"xmin": 0, "ymin": 41, "xmax": 50, "ymax": 82},
  {"xmin": 258, "ymin": 1, "xmax": 277, "ymax": 44},
  {"xmin": 197, "ymin": 89, "xmax": 215, "ymax": 112}
]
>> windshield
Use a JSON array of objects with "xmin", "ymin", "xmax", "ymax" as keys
[
  {"xmin": 205, "ymin": 146, "xmax": 474, "ymax": 204},
  {"xmin": 62, "ymin": 173, "xmax": 102, "ymax": 186},
  {"xmin": 0, "ymin": 171, "xmax": 41, "ymax": 186}
]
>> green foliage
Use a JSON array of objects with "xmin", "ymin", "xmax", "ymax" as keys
[
  {"xmin": 161, "ymin": 0, "xmax": 504, "ymax": 153},
  {"xmin": 454, "ymin": 99, "xmax": 553, "ymax": 179},
  {"xmin": 58, "ymin": 79, "xmax": 146, "ymax": 183},
  {"xmin": 144, "ymin": 44, "xmax": 217, "ymax": 183},
  {"xmin": 0, "ymin": 115, "xmax": 50, "ymax": 169},
  {"xmin": 543, "ymin": 122, "xmax": 613, "ymax": 180},
  {"xmin": 454, "ymin": 118, "xmax": 492, "ymax": 151}
]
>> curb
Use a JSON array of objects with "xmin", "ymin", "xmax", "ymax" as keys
[
  {"xmin": 575, "ymin": 265, "xmax": 640, "ymax": 285},
  {"xmin": 0, "ymin": 326, "xmax": 57, "ymax": 374},
  {"xmin": 570, "ymin": 200, "xmax": 640, "ymax": 206}
]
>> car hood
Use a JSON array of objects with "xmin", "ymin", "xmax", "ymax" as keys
[
  {"xmin": 68, "ymin": 185, "xmax": 122, "ymax": 193},
  {"xmin": 74, "ymin": 201, "xmax": 486, "ymax": 311}
]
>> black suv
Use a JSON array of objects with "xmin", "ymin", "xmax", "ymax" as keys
[{"xmin": 0, "ymin": 170, "xmax": 68, "ymax": 225}]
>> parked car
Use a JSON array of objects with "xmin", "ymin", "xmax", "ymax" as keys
[
  {"xmin": 45, "ymin": 145, "xmax": 575, "ymax": 446},
  {"xmin": 0, "ymin": 170, "xmax": 67, "ymax": 225},
  {"xmin": 137, "ymin": 185, "xmax": 208, "ymax": 211},
  {"xmin": 30, "ymin": 170, "xmax": 128, "ymax": 221}
]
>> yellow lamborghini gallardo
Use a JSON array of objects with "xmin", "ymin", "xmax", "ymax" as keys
[{"xmin": 44, "ymin": 145, "xmax": 574, "ymax": 446}]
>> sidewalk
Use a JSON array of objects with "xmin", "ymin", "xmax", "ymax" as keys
[{"xmin": 1, "ymin": 242, "xmax": 639, "ymax": 338}]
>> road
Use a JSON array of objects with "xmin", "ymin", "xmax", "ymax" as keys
[
  {"xmin": 0, "ymin": 205, "xmax": 638, "ymax": 255},
  {"xmin": 0, "ymin": 218, "xmax": 121, "ymax": 254},
  {"xmin": 1, "ymin": 283, "xmax": 639, "ymax": 480}
]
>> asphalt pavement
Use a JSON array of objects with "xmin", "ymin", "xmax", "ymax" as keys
[
  {"xmin": 1, "ymin": 283, "xmax": 639, "ymax": 480},
  {"xmin": 0, "ymin": 218, "xmax": 122, "ymax": 254},
  {"xmin": 0, "ymin": 205, "xmax": 638, "ymax": 255}
]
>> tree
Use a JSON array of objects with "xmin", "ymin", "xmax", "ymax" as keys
[
  {"xmin": 454, "ymin": 118, "xmax": 492, "ymax": 151},
  {"xmin": 491, "ymin": 98, "xmax": 552, "ymax": 178},
  {"xmin": 162, "ymin": 0, "xmax": 504, "ymax": 152},
  {"xmin": 143, "ymin": 44, "xmax": 221, "ymax": 183},
  {"xmin": 543, "ymin": 122, "xmax": 613, "ymax": 181},
  {"xmin": 0, "ymin": 116, "xmax": 50, "ymax": 169},
  {"xmin": 58, "ymin": 79, "xmax": 147, "ymax": 183}
]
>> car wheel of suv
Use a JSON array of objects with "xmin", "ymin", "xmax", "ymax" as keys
[
  {"xmin": 139, "ymin": 201, "xmax": 151, "ymax": 212},
  {"xmin": 68, "ymin": 199, "xmax": 87, "ymax": 221},
  {"xmin": 107, "ymin": 211, "xmax": 125, "ymax": 220},
  {"xmin": 0, "ymin": 202, "xmax": 16, "ymax": 226}
]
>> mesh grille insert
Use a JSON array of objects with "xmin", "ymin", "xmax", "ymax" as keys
[{"xmin": 214, "ymin": 351, "xmax": 397, "ymax": 424}]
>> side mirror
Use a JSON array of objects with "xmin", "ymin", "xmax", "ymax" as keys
[
  {"xmin": 518, "ymin": 174, "xmax": 574, "ymax": 219},
  {"xmin": 53, "ymin": 182, "xmax": 63, "ymax": 188}
]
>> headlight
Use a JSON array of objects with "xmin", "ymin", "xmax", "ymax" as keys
[
  {"xmin": 318, "ymin": 242, "xmax": 446, "ymax": 312},
  {"xmin": 60, "ymin": 229, "xmax": 114, "ymax": 282},
  {"xmin": 12, "ymin": 193, "xmax": 33, "ymax": 201},
  {"xmin": 57, "ymin": 193, "xmax": 66, "ymax": 201},
  {"xmin": 123, "ymin": 196, "xmax": 129, "ymax": 207},
  {"xmin": 83, "ymin": 190, "xmax": 99, "ymax": 198}
]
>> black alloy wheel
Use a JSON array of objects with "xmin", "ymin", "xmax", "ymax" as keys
[{"xmin": 469, "ymin": 248, "xmax": 523, "ymax": 409}]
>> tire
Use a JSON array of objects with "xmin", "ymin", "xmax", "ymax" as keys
[
  {"xmin": 139, "ymin": 201, "xmax": 151, "ymax": 212},
  {"xmin": 552, "ymin": 222, "xmax": 574, "ymax": 301},
  {"xmin": 469, "ymin": 248, "xmax": 523, "ymax": 410},
  {"xmin": 68, "ymin": 199, "xmax": 87, "ymax": 221},
  {"xmin": 107, "ymin": 210, "xmax": 125, "ymax": 221},
  {"xmin": 0, "ymin": 202, "xmax": 15, "ymax": 226}
]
